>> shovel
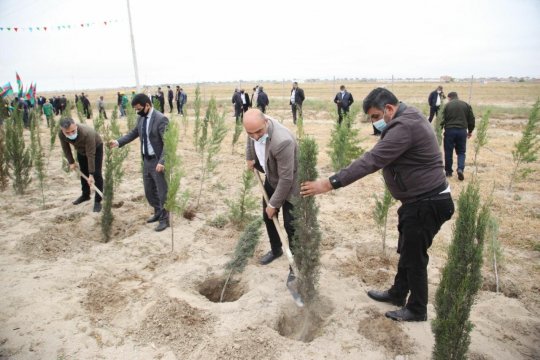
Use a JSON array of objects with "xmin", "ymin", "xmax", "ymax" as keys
[
  {"xmin": 75, "ymin": 168, "xmax": 105, "ymax": 199},
  {"xmin": 253, "ymin": 169, "xmax": 304, "ymax": 307}
]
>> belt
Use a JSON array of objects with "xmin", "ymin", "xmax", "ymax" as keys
[
  {"xmin": 419, "ymin": 192, "xmax": 451, "ymax": 202},
  {"xmin": 143, "ymin": 154, "xmax": 156, "ymax": 160}
]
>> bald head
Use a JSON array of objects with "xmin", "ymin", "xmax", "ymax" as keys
[{"xmin": 243, "ymin": 109, "xmax": 268, "ymax": 140}]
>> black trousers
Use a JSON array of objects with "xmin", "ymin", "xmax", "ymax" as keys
[
  {"xmin": 168, "ymin": 99, "xmax": 173, "ymax": 112},
  {"xmin": 428, "ymin": 105, "xmax": 440, "ymax": 123},
  {"xmin": 258, "ymin": 105, "xmax": 266, "ymax": 114},
  {"xmin": 99, "ymin": 108, "xmax": 108, "ymax": 119},
  {"xmin": 337, "ymin": 106, "xmax": 349, "ymax": 125},
  {"xmin": 262, "ymin": 179, "xmax": 295, "ymax": 255},
  {"xmin": 77, "ymin": 143, "xmax": 104, "ymax": 203},
  {"xmin": 143, "ymin": 155, "xmax": 169, "ymax": 220},
  {"xmin": 291, "ymin": 103, "xmax": 302, "ymax": 124},
  {"xmin": 234, "ymin": 107, "xmax": 243, "ymax": 124},
  {"xmin": 388, "ymin": 196, "xmax": 454, "ymax": 315}
]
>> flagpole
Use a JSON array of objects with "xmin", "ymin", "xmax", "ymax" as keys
[{"xmin": 126, "ymin": 0, "xmax": 141, "ymax": 92}]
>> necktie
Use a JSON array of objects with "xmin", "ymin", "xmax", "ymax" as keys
[{"xmin": 142, "ymin": 116, "xmax": 149, "ymax": 156}]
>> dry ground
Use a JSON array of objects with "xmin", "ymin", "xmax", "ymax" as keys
[{"xmin": 1, "ymin": 81, "xmax": 539, "ymax": 359}]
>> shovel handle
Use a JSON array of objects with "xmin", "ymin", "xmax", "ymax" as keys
[
  {"xmin": 75, "ymin": 168, "xmax": 105, "ymax": 199},
  {"xmin": 253, "ymin": 169, "xmax": 297, "ymax": 271}
]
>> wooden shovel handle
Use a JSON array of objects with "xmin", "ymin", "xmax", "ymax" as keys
[{"xmin": 75, "ymin": 168, "xmax": 105, "ymax": 199}]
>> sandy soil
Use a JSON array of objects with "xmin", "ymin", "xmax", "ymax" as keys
[{"xmin": 1, "ymin": 82, "xmax": 539, "ymax": 359}]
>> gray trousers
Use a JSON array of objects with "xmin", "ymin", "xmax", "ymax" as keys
[{"xmin": 143, "ymin": 156, "xmax": 169, "ymax": 220}]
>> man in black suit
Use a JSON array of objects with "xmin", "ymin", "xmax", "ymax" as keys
[
  {"xmin": 257, "ymin": 86, "xmax": 269, "ymax": 114},
  {"xmin": 81, "ymin": 93, "xmax": 91, "ymax": 119},
  {"xmin": 333, "ymin": 85, "xmax": 354, "ymax": 125},
  {"xmin": 232, "ymin": 88, "xmax": 243, "ymax": 124},
  {"xmin": 428, "ymin": 86, "xmax": 446, "ymax": 123},
  {"xmin": 290, "ymin": 82, "xmax": 305, "ymax": 125},
  {"xmin": 156, "ymin": 87, "xmax": 165, "ymax": 113},
  {"xmin": 109, "ymin": 93, "xmax": 170, "ymax": 232},
  {"xmin": 167, "ymin": 86, "xmax": 174, "ymax": 113},
  {"xmin": 240, "ymin": 89, "xmax": 251, "ymax": 113}
]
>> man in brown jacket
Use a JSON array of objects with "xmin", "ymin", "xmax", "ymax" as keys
[
  {"xmin": 301, "ymin": 88, "xmax": 455, "ymax": 322},
  {"xmin": 244, "ymin": 109, "xmax": 299, "ymax": 265},
  {"xmin": 59, "ymin": 118, "xmax": 103, "ymax": 212}
]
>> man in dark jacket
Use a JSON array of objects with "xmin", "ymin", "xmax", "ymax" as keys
[
  {"xmin": 232, "ymin": 88, "xmax": 244, "ymax": 124},
  {"xmin": 427, "ymin": 85, "xmax": 445, "ymax": 123},
  {"xmin": 240, "ymin": 89, "xmax": 251, "ymax": 113},
  {"xmin": 301, "ymin": 88, "xmax": 454, "ymax": 322},
  {"xmin": 290, "ymin": 82, "xmax": 305, "ymax": 125},
  {"xmin": 441, "ymin": 92, "xmax": 475, "ymax": 180},
  {"xmin": 167, "ymin": 86, "xmax": 174, "ymax": 113},
  {"xmin": 333, "ymin": 85, "xmax": 354, "ymax": 125},
  {"xmin": 257, "ymin": 86, "xmax": 269, "ymax": 113},
  {"xmin": 59, "ymin": 118, "xmax": 104, "ymax": 212}
]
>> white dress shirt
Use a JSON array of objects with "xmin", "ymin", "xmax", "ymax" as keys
[{"xmin": 143, "ymin": 108, "xmax": 155, "ymax": 156}]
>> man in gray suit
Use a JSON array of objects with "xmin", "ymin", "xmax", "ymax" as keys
[
  {"xmin": 244, "ymin": 109, "xmax": 299, "ymax": 265},
  {"xmin": 109, "ymin": 93, "xmax": 170, "ymax": 232}
]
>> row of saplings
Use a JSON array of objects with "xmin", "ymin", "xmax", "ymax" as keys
[{"xmin": 0, "ymin": 88, "xmax": 539, "ymax": 357}]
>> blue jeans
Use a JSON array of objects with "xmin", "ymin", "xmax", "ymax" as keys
[{"xmin": 443, "ymin": 128, "xmax": 467, "ymax": 174}]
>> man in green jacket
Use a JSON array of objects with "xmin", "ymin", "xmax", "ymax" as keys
[
  {"xmin": 43, "ymin": 99, "xmax": 54, "ymax": 127},
  {"xmin": 441, "ymin": 92, "xmax": 475, "ymax": 180}
]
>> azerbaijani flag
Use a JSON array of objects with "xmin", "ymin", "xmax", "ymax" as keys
[
  {"xmin": 26, "ymin": 82, "xmax": 34, "ymax": 104},
  {"xmin": 0, "ymin": 82, "xmax": 14, "ymax": 98},
  {"xmin": 16, "ymin": 72, "xmax": 23, "ymax": 97}
]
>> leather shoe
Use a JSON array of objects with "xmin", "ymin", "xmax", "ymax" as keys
[
  {"xmin": 457, "ymin": 169, "xmax": 465, "ymax": 181},
  {"xmin": 146, "ymin": 213, "xmax": 161, "ymax": 223},
  {"xmin": 259, "ymin": 250, "xmax": 283, "ymax": 265},
  {"xmin": 385, "ymin": 308, "xmax": 427, "ymax": 322},
  {"xmin": 72, "ymin": 195, "xmax": 90, "ymax": 205},
  {"xmin": 155, "ymin": 220, "xmax": 169, "ymax": 232},
  {"xmin": 93, "ymin": 202, "xmax": 102, "ymax": 213},
  {"xmin": 367, "ymin": 290, "xmax": 406, "ymax": 307}
]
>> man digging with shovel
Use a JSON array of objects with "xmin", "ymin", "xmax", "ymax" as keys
[{"xmin": 243, "ymin": 109, "xmax": 303, "ymax": 306}]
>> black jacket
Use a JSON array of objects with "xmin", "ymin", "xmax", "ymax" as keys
[
  {"xmin": 428, "ymin": 90, "xmax": 446, "ymax": 107},
  {"xmin": 257, "ymin": 91, "xmax": 269, "ymax": 107},
  {"xmin": 442, "ymin": 99, "xmax": 475, "ymax": 133},
  {"xmin": 289, "ymin": 88, "xmax": 305, "ymax": 105},
  {"xmin": 334, "ymin": 91, "xmax": 354, "ymax": 110}
]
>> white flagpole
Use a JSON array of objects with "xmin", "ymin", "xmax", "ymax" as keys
[{"xmin": 127, "ymin": 0, "xmax": 141, "ymax": 92}]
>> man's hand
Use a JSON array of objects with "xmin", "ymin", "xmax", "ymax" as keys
[
  {"xmin": 108, "ymin": 140, "xmax": 119, "ymax": 148},
  {"xmin": 69, "ymin": 163, "xmax": 77, "ymax": 172},
  {"xmin": 265, "ymin": 206, "xmax": 277, "ymax": 219},
  {"xmin": 300, "ymin": 179, "xmax": 334, "ymax": 197},
  {"xmin": 156, "ymin": 164, "xmax": 165, "ymax": 172},
  {"xmin": 246, "ymin": 160, "xmax": 255, "ymax": 170},
  {"xmin": 467, "ymin": 132, "xmax": 472, "ymax": 139},
  {"xmin": 87, "ymin": 174, "xmax": 95, "ymax": 187}
]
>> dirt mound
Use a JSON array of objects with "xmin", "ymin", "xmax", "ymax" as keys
[
  {"xmin": 338, "ymin": 246, "xmax": 398, "ymax": 288},
  {"xmin": 198, "ymin": 275, "xmax": 247, "ymax": 303},
  {"xmin": 134, "ymin": 297, "xmax": 214, "ymax": 356},
  {"xmin": 276, "ymin": 296, "xmax": 333, "ymax": 343},
  {"xmin": 357, "ymin": 306, "xmax": 414, "ymax": 357}
]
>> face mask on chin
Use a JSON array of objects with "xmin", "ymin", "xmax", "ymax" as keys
[{"xmin": 137, "ymin": 106, "xmax": 149, "ymax": 117}]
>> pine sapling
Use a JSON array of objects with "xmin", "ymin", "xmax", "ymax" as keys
[
  {"xmin": 328, "ymin": 109, "xmax": 364, "ymax": 171},
  {"xmin": 433, "ymin": 100, "xmax": 445, "ymax": 147},
  {"xmin": 225, "ymin": 168, "xmax": 258, "ymax": 229},
  {"xmin": 372, "ymin": 184, "xmax": 396, "ymax": 255},
  {"xmin": 432, "ymin": 180, "xmax": 489, "ymax": 360},
  {"xmin": 93, "ymin": 111, "xmax": 105, "ymax": 135},
  {"xmin": 5, "ymin": 110, "xmax": 32, "ymax": 194},
  {"xmin": 0, "ymin": 123, "xmax": 9, "ymax": 191},
  {"xmin": 508, "ymin": 99, "xmax": 540, "ymax": 190},
  {"xmin": 101, "ymin": 128, "xmax": 115, "ymax": 242},
  {"xmin": 109, "ymin": 106, "xmax": 129, "ymax": 187},
  {"xmin": 76, "ymin": 100, "xmax": 86, "ymax": 124},
  {"xmin": 231, "ymin": 120, "xmax": 243, "ymax": 154},
  {"xmin": 293, "ymin": 136, "xmax": 322, "ymax": 306},
  {"xmin": 30, "ymin": 111, "xmax": 46, "ymax": 206},
  {"xmin": 473, "ymin": 109, "xmax": 491, "ymax": 176},
  {"xmin": 163, "ymin": 119, "xmax": 189, "ymax": 251},
  {"xmin": 126, "ymin": 104, "xmax": 137, "ymax": 131},
  {"xmin": 486, "ymin": 215, "xmax": 502, "ymax": 294},
  {"xmin": 192, "ymin": 85, "xmax": 202, "ymax": 151},
  {"xmin": 296, "ymin": 112, "xmax": 304, "ymax": 139},
  {"xmin": 195, "ymin": 97, "xmax": 228, "ymax": 208},
  {"xmin": 48, "ymin": 116, "xmax": 60, "ymax": 161},
  {"xmin": 220, "ymin": 218, "xmax": 263, "ymax": 302}
]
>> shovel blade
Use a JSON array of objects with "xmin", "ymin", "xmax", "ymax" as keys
[{"xmin": 286, "ymin": 270, "xmax": 304, "ymax": 307}]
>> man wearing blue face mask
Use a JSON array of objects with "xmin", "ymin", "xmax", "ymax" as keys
[
  {"xmin": 244, "ymin": 109, "xmax": 299, "ymax": 265},
  {"xmin": 59, "ymin": 118, "xmax": 104, "ymax": 212},
  {"xmin": 301, "ymin": 88, "xmax": 454, "ymax": 322}
]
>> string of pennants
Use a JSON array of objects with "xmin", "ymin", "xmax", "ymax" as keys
[{"xmin": 0, "ymin": 19, "xmax": 120, "ymax": 32}]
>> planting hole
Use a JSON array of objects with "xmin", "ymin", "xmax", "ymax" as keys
[
  {"xmin": 198, "ymin": 276, "xmax": 246, "ymax": 303},
  {"xmin": 276, "ymin": 297, "xmax": 333, "ymax": 343}
]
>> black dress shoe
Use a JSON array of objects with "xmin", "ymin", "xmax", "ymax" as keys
[
  {"xmin": 259, "ymin": 250, "xmax": 283, "ymax": 265},
  {"xmin": 385, "ymin": 308, "xmax": 427, "ymax": 322},
  {"xmin": 93, "ymin": 202, "xmax": 102, "ymax": 213},
  {"xmin": 457, "ymin": 169, "xmax": 465, "ymax": 181},
  {"xmin": 146, "ymin": 213, "xmax": 161, "ymax": 223},
  {"xmin": 73, "ymin": 195, "xmax": 90, "ymax": 205},
  {"xmin": 367, "ymin": 290, "xmax": 406, "ymax": 307},
  {"xmin": 155, "ymin": 220, "xmax": 170, "ymax": 232}
]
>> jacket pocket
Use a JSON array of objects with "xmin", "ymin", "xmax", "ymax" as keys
[{"xmin": 392, "ymin": 168, "xmax": 408, "ymax": 192}]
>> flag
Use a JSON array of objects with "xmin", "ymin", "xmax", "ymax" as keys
[
  {"xmin": 26, "ymin": 83, "xmax": 35, "ymax": 105},
  {"xmin": 16, "ymin": 72, "xmax": 23, "ymax": 97},
  {"xmin": 0, "ymin": 82, "xmax": 14, "ymax": 98}
]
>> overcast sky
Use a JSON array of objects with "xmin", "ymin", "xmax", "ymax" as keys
[{"xmin": 1, "ymin": 0, "xmax": 539, "ymax": 91}]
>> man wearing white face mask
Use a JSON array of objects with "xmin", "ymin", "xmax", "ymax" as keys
[
  {"xmin": 244, "ymin": 109, "xmax": 299, "ymax": 265},
  {"xmin": 59, "ymin": 118, "xmax": 104, "ymax": 212},
  {"xmin": 301, "ymin": 88, "xmax": 454, "ymax": 322}
]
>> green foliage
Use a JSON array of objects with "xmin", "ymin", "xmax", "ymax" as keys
[
  {"xmin": 432, "ymin": 181, "xmax": 488, "ymax": 360},
  {"xmin": 225, "ymin": 168, "xmax": 258, "ymax": 229},
  {"xmin": 225, "ymin": 218, "xmax": 263, "ymax": 273},
  {"xmin": 433, "ymin": 101, "xmax": 445, "ymax": 147},
  {"xmin": 126, "ymin": 104, "xmax": 137, "ymax": 131},
  {"xmin": 296, "ymin": 112, "xmax": 304, "ymax": 139},
  {"xmin": 30, "ymin": 110, "xmax": 46, "ymax": 206},
  {"xmin": 152, "ymin": 97, "xmax": 161, "ymax": 112},
  {"xmin": 195, "ymin": 96, "xmax": 228, "ymax": 208},
  {"xmin": 509, "ymin": 99, "xmax": 540, "ymax": 190},
  {"xmin": 61, "ymin": 100, "xmax": 71, "ymax": 118},
  {"xmin": 207, "ymin": 214, "xmax": 229, "ymax": 229},
  {"xmin": 48, "ymin": 116, "xmax": 60, "ymax": 156},
  {"xmin": 5, "ymin": 110, "xmax": 32, "ymax": 194},
  {"xmin": 372, "ymin": 184, "xmax": 396, "ymax": 255},
  {"xmin": 76, "ymin": 100, "xmax": 86, "ymax": 124},
  {"xmin": 0, "ymin": 124, "xmax": 9, "ymax": 191},
  {"xmin": 328, "ymin": 109, "xmax": 364, "ymax": 171},
  {"xmin": 163, "ymin": 119, "xmax": 189, "ymax": 251},
  {"xmin": 109, "ymin": 106, "xmax": 128, "ymax": 187},
  {"xmin": 293, "ymin": 136, "xmax": 322, "ymax": 305},
  {"xmin": 486, "ymin": 215, "xmax": 502, "ymax": 293},
  {"xmin": 93, "ymin": 111, "xmax": 105, "ymax": 135},
  {"xmin": 473, "ymin": 109, "xmax": 491, "ymax": 174},
  {"xmin": 231, "ymin": 120, "xmax": 243, "ymax": 154},
  {"xmin": 192, "ymin": 85, "xmax": 202, "ymax": 151}
]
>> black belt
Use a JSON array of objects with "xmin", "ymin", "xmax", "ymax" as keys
[
  {"xmin": 403, "ymin": 182, "xmax": 449, "ymax": 204},
  {"xmin": 143, "ymin": 154, "xmax": 156, "ymax": 160},
  {"xmin": 419, "ymin": 192, "xmax": 451, "ymax": 202}
]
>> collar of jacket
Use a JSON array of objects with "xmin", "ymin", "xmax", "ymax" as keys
[
  {"xmin": 266, "ymin": 116, "xmax": 275, "ymax": 141},
  {"xmin": 393, "ymin": 102, "xmax": 407, "ymax": 119}
]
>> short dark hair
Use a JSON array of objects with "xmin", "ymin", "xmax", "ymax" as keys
[
  {"xmin": 362, "ymin": 87, "xmax": 399, "ymax": 114},
  {"xmin": 131, "ymin": 93, "xmax": 152, "ymax": 107},
  {"xmin": 340, "ymin": 85, "xmax": 345, "ymax": 90},
  {"xmin": 448, "ymin": 92, "xmax": 458, "ymax": 99},
  {"xmin": 59, "ymin": 117, "xmax": 75, "ymax": 129}
]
